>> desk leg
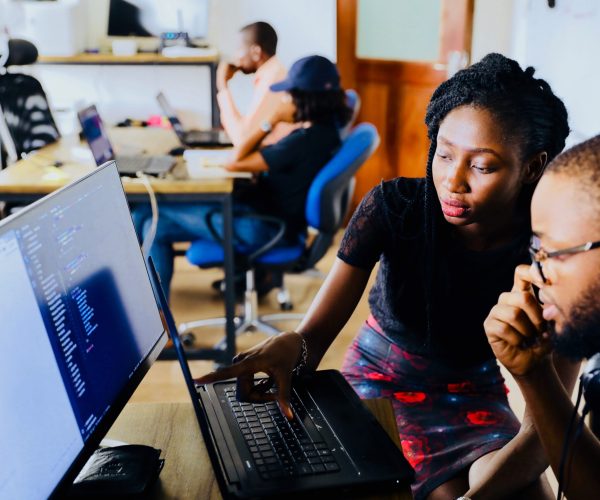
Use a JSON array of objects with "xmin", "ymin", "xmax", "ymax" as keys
[
  {"xmin": 210, "ymin": 62, "xmax": 220, "ymax": 129},
  {"xmin": 222, "ymin": 194, "xmax": 236, "ymax": 363}
]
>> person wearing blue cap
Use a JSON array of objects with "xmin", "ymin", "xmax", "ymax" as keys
[{"xmin": 134, "ymin": 55, "xmax": 352, "ymax": 299}]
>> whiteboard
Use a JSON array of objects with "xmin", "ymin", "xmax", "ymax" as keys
[{"xmin": 515, "ymin": 0, "xmax": 600, "ymax": 145}]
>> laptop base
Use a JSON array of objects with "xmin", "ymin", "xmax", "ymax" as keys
[{"xmin": 197, "ymin": 371, "xmax": 414, "ymax": 499}]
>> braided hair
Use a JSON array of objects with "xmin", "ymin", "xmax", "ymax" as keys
[{"xmin": 422, "ymin": 53, "xmax": 569, "ymax": 345}]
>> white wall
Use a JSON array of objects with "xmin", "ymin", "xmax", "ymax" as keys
[
  {"xmin": 208, "ymin": 0, "xmax": 336, "ymax": 66},
  {"xmin": 511, "ymin": 0, "xmax": 600, "ymax": 144},
  {"xmin": 2, "ymin": 0, "xmax": 336, "ymax": 134},
  {"xmin": 471, "ymin": 0, "xmax": 516, "ymax": 63},
  {"xmin": 208, "ymin": 0, "xmax": 336, "ymax": 116},
  {"xmin": 471, "ymin": 0, "xmax": 599, "ymax": 145},
  {"xmin": 472, "ymin": 0, "xmax": 600, "ymax": 146}
]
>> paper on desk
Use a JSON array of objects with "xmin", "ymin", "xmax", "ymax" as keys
[
  {"xmin": 183, "ymin": 148, "xmax": 233, "ymax": 167},
  {"xmin": 183, "ymin": 149, "xmax": 252, "ymax": 179},
  {"xmin": 40, "ymin": 165, "xmax": 70, "ymax": 181}
]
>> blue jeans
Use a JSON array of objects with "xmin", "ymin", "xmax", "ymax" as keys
[{"xmin": 132, "ymin": 202, "xmax": 280, "ymax": 299}]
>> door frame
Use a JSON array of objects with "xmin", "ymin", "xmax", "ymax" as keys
[
  {"xmin": 336, "ymin": 0, "xmax": 474, "ymax": 201},
  {"xmin": 337, "ymin": 0, "xmax": 474, "ymax": 89}
]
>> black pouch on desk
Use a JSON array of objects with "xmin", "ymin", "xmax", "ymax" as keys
[{"xmin": 68, "ymin": 444, "xmax": 164, "ymax": 498}]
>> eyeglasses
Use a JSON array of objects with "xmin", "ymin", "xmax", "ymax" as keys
[{"xmin": 529, "ymin": 235, "xmax": 600, "ymax": 284}]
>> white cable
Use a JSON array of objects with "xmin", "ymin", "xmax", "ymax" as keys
[{"xmin": 137, "ymin": 171, "xmax": 159, "ymax": 258}]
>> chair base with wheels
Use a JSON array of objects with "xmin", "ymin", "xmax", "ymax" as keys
[
  {"xmin": 178, "ymin": 238, "xmax": 306, "ymax": 348},
  {"xmin": 179, "ymin": 269, "xmax": 284, "ymax": 349}
]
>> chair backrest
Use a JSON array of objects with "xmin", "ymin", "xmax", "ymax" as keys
[
  {"xmin": 306, "ymin": 122, "xmax": 379, "ymax": 231},
  {"xmin": 301, "ymin": 123, "xmax": 379, "ymax": 267},
  {"xmin": 339, "ymin": 89, "xmax": 361, "ymax": 140},
  {"xmin": 1, "ymin": 38, "xmax": 39, "ymax": 69},
  {"xmin": 0, "ymin": 39, "xmax": 60, "ymax": 163}
]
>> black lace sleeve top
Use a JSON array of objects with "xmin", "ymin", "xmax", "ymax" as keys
[{"xmin": 338, "ymin": 177, "xmax": 530, "ymax": 367}]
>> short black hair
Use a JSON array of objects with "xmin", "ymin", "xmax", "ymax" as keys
[
  {"xmin": 546, "ymin": 134, "xmax": 600, "ymax": 208},
  {"xmin": 241, "ymin": 21, "xmax": 278, "ymax": 57},
  {"xmin": 290, "ymin": 89, "xmax": 352, "ymax": 127},
  {"xmin": 422, "ymin": 53, "xmax": 570, "ymax": 347}
]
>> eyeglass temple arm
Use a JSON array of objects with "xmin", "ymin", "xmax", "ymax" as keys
[{"xmin": 547, "ymin": 240, "xmax": 600, "ymax": 258}]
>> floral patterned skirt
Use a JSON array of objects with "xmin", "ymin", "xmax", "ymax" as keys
[{"xmin": 341, "ymin": 317, "xmax": 520, "ymax": 500}]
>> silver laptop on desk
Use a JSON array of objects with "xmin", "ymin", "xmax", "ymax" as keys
[{"xmin": 78, "ymin": 104, "xmax": 175, "ymax": 176}]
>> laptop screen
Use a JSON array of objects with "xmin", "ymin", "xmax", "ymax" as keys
[
  {"xmin": 0, "ymin": 163, "xmax": 166, "ymax": 499},
  {"xmin": 78, "ymin": 105, "xmax": 116, "ymax": 165},
  {"xmin": 156, "ymin": 92, "xmax": 187, "ymax": 140}
]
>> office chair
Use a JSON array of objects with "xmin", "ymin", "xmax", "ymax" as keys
[
  {"xmin": 178, "ymin": 123, "xmax": 380, "ymax": 346},
  {"xmin": 0, "ymin": 38, "xmax": 60, "ymax": 167},
  {"xmin": 340, "ymin": 89, "xmax": 361, "ymax": 139}
]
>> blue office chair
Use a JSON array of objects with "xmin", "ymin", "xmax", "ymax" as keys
[
  {"xmin": 340, "ymin": 89, "xmax": 361, "ymax": 139},
  {"xmin": 178, "ymin": 123, "xmax": 380, "ymax": 344},
  {"xmin": 0, "ymin": 38, "xmax": 60, "ymax": 167}
]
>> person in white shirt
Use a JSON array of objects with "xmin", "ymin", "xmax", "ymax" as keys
[{"xmin": 217, "ymin": 21, "xmax": 295, "ymax": 146}]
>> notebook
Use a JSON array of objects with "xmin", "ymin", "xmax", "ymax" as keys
[
  {"xmin": 77, "ymin": 104, "xmax": 175, "ymax": 176},
  {"xmin": 0, "ymin": 162, "xmax": 167, "ymax": 498},
  {"xmin": 146, "ymin": 259, "xmax": 414, "ymax": 499},
  {"xmin": 157, "ymin": 92, "xmax": 232, "ymax": 147}
]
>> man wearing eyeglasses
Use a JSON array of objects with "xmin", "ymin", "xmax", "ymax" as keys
[{"xmin": 484, "ymin": 134, "xmax": 600, "ymax": 500}]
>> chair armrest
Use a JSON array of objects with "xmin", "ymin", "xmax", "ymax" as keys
[{"xmin": 205, "ymin": 210, "xmax": 287, "ymax": 263}]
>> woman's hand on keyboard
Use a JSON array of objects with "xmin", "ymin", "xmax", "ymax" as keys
[{"xmin": 194, "ymin": 331, "xmax": 304, "ymax": 419}]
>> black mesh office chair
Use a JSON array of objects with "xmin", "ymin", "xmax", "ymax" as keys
[{"xmin": 0, "ymin": 38, "xmax": 60, "ymax": 167}]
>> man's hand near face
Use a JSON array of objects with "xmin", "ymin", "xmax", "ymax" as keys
[
  {"xmin": 485, "ymin": 264, "xmax": 596, "ymax": 500},
  {"xmin": 484, "ymin": 264, "xmax": 552, "ymax": 378},
  {"xmin": 217, "ymin": 62, "xmax": 239, "ymax": 92}
]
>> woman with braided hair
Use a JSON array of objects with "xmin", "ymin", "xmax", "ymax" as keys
[{"xmin": 197, "ymin": 54, "xmax": 575, "ymax": 499}]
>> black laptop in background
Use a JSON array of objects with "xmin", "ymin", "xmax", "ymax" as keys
[
  {"xmin": 78, "ymin": 105, "xmax": 175, "ymax": 176},
  {"xmin": 157, "ymin": 92, "xmax": 232, "ymax": 148},
  {"xmin": 146, "ymin": 259, "xmax": 414, "ymax": 499}
]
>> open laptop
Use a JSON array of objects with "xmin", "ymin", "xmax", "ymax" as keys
[
  {"xmin": 146, "ymin": 260, "xmax": 414, "ymax": 498},
  {"xmin": 78, "ymin": 105, "xmax": 175, "ymax": 176},
  {"xmin": 0, "ymin": 162, "xmax": 167, "ymax": 499},
  {"xmin": 157, "ymin": 92, "xmax": 232, "ymax": 147}
]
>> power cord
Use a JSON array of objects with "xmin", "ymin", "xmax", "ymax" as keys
[
  {"xmin": 556, "ymin": 353, "xmax": 600, "ymax": 500},
  {"xmin": 136, "ymin": 171, "xmax": 159, "ymax": 259},
  {"xmin": 556, "ymin": 381, "xmax": 585, "ymax": 499}
]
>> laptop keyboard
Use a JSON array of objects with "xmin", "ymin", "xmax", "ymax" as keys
[
  {"xmin": 224, "ymin": 387, "xmax": 341, "ymax": 480},
  {"xmin": 118, "ymin": 156, "xmax": 174, "ymax": 173}
]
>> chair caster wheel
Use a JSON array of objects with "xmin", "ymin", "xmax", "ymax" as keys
[
  {"xmin": 280, "ymin": 302, "xmax": 293, "ymax": 311},
  {"xmin": 182, "ymin": 332, "xmax": 196, "ymax": 347}
]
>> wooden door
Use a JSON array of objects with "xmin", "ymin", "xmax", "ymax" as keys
[{"xmin": 337, "ymin": 0, "xmax": 474, "ymax": 205}]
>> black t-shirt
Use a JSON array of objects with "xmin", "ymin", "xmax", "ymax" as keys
[
  {"xmin": 246, "ymin": 124, "xmax": 341, "ymax": 234},
  {"xmin": 337, "ymin": 177, "xmax": 531, "ymax": 367}
]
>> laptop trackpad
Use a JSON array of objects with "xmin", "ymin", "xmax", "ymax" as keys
[{"xmin": 298, "ymin": 370, "xmax": 412, "ymax": 478}]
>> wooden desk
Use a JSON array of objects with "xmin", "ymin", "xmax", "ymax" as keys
[
  {"xmin": 0, "ymin": 129, "xmax": 238, "ymax": 364},
  {"xmin": 0, "ymin": 128, "xmax": 233, "ymax": 203},
  {"xmin": 106, "ymin": 400, "xmax": 413, "ymax": 500},
  {"xmin": 38, "ymin": 52, "xmax": 221, "ymax": 127}
]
